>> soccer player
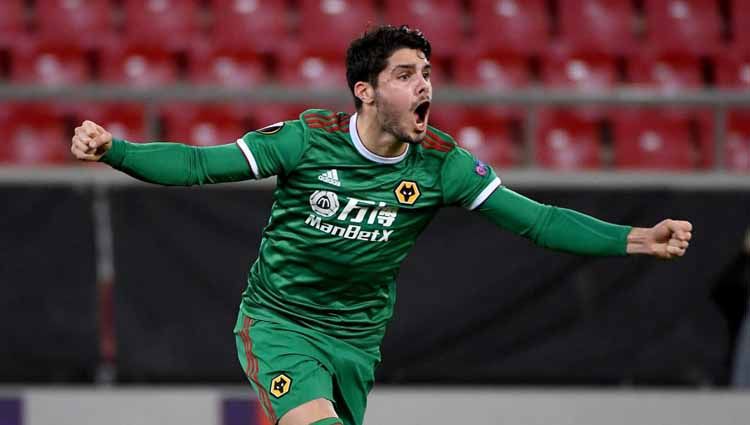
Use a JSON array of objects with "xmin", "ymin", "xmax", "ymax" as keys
[{"xmin": 71, "ymin": 25, "xmax": 692, "ymax": 425}]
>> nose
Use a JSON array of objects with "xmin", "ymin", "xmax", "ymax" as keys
[{"xmin": 416, "ymin": 74, "xmax": 430, "ymax": 96}]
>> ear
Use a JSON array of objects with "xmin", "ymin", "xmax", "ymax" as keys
[{"xmin": 354, "ymin": 81, "xmax": 375, "ymax": 106}]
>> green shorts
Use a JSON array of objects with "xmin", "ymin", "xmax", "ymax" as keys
[{"xmin": 233, "ymin": 311, "xmax": 379, "ymax": 425}]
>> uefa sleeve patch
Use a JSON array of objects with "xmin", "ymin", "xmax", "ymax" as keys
[{"xmin": 255, "ymin": 122, "xmax": 285, "ymax": 135}]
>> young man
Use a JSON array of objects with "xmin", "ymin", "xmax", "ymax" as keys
[{"xmin": 71, "ymin": 26, "xmax": 692, "ymax": 425}]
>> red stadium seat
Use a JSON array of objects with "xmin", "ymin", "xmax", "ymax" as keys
[
  {"xmin": 644, "ymin": 0, "xmax": 722, "ymax": 55},
  {"xmin": 10, "ymin": 41, "xmax": 89, "ymax": 85},
  {"xmin": 250, "ymin": 104, "xmax": 311, "ymax": 128},
  {"xmin": 558, "ymin": 0, "xmax": 636, "ymax": 55},
  {"xmin": 0, "ymin": 0, "xmax": 26, "ymax": 48},
  {"xmin": 71, "ymin": 104, "xmax": 149, "ymax": 142},
  {"xmin": 469, "ymin": 0, "xmax": 549, "ymax": 55},
  {"xmin": 536, "ymin": 110, "xmax": 601, "ymax": 170},
  {"xmin": 384, "ymin": 0, "xmax": 463, "ymax": 54},
  {"xmin": 35, "ymin": 0, "xmax": 115, "ymax": 49},
  {"xmin": 454, "ymin": 48, "xmax": 530, "ymax": 91},
  {"xmin": 541, "ymin": 46, "xmax": 618, "ymax": 91},
  {"xmin": 300, "ymin": 0, "xmax": 378, "ymax": 55},
  {"xmin": 732, "ymin": 0, "xmax": 750, "ymax": 53},
  {"xmin": 715, "ymin": 50, "xmax": 750, "ymax": 90},
  {"xmin": 726, "ymin": 110, "xmax": 750, "ymax": 172},
  {"xmin": 209, "ymin": 0, "xmax": 289, "ymax": 54},
  {"xmin": 122, "ymin": 0, "xmax": 201, "ymax": 51},
  {"xmin": 100, "ymin": 43, "xmax": 179, "ymax": 87},
  {"xmin": 161, "ymin": 104, "xmax": 246, "ymax": 146},
  {"xmin": 437, "ymin": 107, "xmax": 521, "ymax": 167},
  {"xmin": 278, "ymin": 47, "xmax": 347, "ymax": 88},
  {"xmin": 0, "ymin": 104, "xmax": 69, "ymax": 165},
  {"xmin": 611, "ymin": 111, "xmax": 697, "ymax": 170},
  {"xmin": 627, "ymin": 50, "xmax": 704, "ymax": 92},
  {"xmin": 188, "ymin": 43, "xmax": 267, "ymax": 88}
]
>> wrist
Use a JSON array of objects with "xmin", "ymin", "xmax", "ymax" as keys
[{"xmin": 626, "ymin": 227, "xmax": 653, "ymax": 255}]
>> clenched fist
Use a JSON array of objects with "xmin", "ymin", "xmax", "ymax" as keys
[
  {"xmin": 626, "ymin": 219, "xmax": 693, "ymax": 259},
  {"xmin": 71, "ymin": 120, "xmax": 112, "ymax": 161}
]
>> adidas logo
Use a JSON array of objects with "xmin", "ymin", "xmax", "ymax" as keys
[{"xmin": 318, "ymin": 169, "xmax": 341, "ymax": 187}]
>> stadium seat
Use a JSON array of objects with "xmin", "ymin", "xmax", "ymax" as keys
[
  {"xmin": 726, "ymin": 110, "xmax": 750, "ymax": 172},
  {"xmin": 384, "ymin": 0, "xmax": 463, "ymax": 55},
  {"xmin": 732, "ymin": 0, "xmax": 750, "ymax": 53},
  {"xmin": 0, "ymin": 104, "xmax": 69, "ymax": 165},
  {"xmin": 469, "ymin": 0, "xmax": 549, "ymax": 55},
  {"xmin": 10, "ymin": 41, "xmax": 89, "ymax": 85},
  {"xmin": 611, "ymin": 110, "xmax": 697, "ymax": 170},
  {"xmin": 161, "ymin": 104, "xmax": 246, "ymax": 146},
  {"xmin": 278, "ymin": 47, "xmax": 347, "ymax": 88},
  {"xmin": 435, "ymin": 106, "xmax": 520, "ymax": 167},
  {"xmin": 715, "ymin": 50, "xmax": 750, "ymax": 90},
  {"xmin": 536, "ymin": 110, "xmax": 601, "ymax": 170},
  {"xmin": 122, "ymin": 0, "xmax": 201, "ymax": 51},
  {"xmin": 0, "ymin": 0, "xmax": 25, "ymax": 48},
  {"xmin": 558, "ymin": 0, "xmax": 637, "ymax": 55},
  {"xmin": 627, "ymin": 50, "xmax": 704, "ymax": 92},
  {"xmin": 251, "ymin": 103, "xmax": 313, "ymax": 128},
  {"xmin": 72, "ymin": 104, "xmax": 149, "ymax": 142},
  {"xmin": 541, "ymin": 46, "xmax": 618, "ymax": 91},
  {"xmin": 100, "ymin": 43, "xmax": 179, "ymax": 87},
  {"xmin": 644, "ymin": 0, "xmax": 722, "ymax": 55},
  {"xmin": 300, "ymin": 0, "xmax": 378, "ymax": 56},
  {"xmin": 209, "ymin": 0, "xmax": 289, "ymax": 54},
  {"xmin": 187, "ymin": 43, "xmax": 267, "ymax": 88},
  {"xmin": 454, "ymin": 47, "xmax": 530, "ymax": 91},
  {"xmin": 35, "ymin": 0, "xmax": 115, "ymax": 49}
]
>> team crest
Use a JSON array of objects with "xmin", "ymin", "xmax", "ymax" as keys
[
  {"xmin": 255, "ymin": 122, "xmax": 285, "ymax": 135},
  {"xmin": 270, "ymin": 373, "xmax": 292, "ymax": 398},
  {"xmin": 394, "ymin": 180, "xmax": 421, "ymax": 205}
]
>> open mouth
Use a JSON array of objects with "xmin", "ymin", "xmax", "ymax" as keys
[{"xmin": 414, "ymin": 100, "xmax": 431, "ymax": 131}]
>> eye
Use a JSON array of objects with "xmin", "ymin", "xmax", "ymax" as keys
[
  {"xmin": 398, "ymin": 74, "xmax": 410, "ymax": 81},
  {"xmin": 422, "ymin": 72, "xmax": 431, "ymax": 80}
]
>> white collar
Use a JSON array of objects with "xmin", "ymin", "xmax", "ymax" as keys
[{"xmin": 348, "ymin": 113, "xmax": 410, "ymax": 164}]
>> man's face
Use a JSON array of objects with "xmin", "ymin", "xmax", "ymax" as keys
[{"xmin": 373, "ymin": 48, "xmax": 432, "ymax": 144}]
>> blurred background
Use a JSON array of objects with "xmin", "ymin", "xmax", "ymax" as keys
[{"xmin": 1, "ymin": 0, "xmax": 750, "ymax": 424}]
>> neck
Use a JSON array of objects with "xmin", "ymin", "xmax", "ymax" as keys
[{"xmin": 356, "ymin": 109, "xmax": 408, "ymax": 158}]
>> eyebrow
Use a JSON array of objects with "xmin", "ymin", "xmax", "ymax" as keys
[{"xmin": 391, "ymin": 63, "xmax": 432, "ymax": 73}]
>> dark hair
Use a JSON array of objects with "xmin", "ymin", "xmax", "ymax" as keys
[{"xmin": 346, "ymin": 25, "xmax": 432, "ymax": 110}]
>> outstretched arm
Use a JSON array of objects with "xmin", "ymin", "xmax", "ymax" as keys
[
  {"xmin": 476, "ymin": 187, "xmax": 692, "ymax": 259},
  {"xmin": 71, "ymin": 120, "xmax": 252, "ymax": 185}
]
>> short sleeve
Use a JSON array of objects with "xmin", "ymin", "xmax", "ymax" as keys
[
  {"xmin": 441, "ymin": 146, "xmax": 502, "ymax": 209},
  {"xmin": 235, "ymin": 120, "xmax": 307, "ymax": 179}
]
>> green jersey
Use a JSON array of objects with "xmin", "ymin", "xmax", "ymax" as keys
[{"xmin": 236, "ymin": 109, "xmax": 501, "ymax": 347}]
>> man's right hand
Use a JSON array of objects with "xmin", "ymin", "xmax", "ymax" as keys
[{"xmin": 71, "ymin": 120, "xmax": 113, "ymax": 161}]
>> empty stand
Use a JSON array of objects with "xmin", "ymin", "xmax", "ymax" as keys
[
  {"xmin": 278, "ymin": 47, "xmax": 347, "ymax": 88},
  {"xmin": 122, "ymin": 0, "xmax": 201, "ymax": 51},
  {"xmin": 732, "ymin": 0, "xmax": 750, "ymax": 53},
  {"xmin": 10, "ymin": 40, "xmax": 89, "ymax": 85},
  {"xmin": 0, "ymin": 0, "xmax": 25, "ymax": 48},
  {"xmin": 558, "ymin": 0, "xmax": 637, "ymax": 55},
  {"xmin": 300, "ymin": 0, "xmax": 378, "ymax": 56},
  {"xmin": 541, "ymin": 46, "xmax": 619, "ymax": 91},
  {"xmin": 437, "ymin": 107, "xmax": 520, "ymax": 167},
  {"xmin": 188, "ymin": 43, "xmax": 267, "ymax": 88},
  {"xmin": 161, "ymin": 104, "xmax": 246, "ymax": 146},
  {"xmin": 0, "ymin": 104, "xmax": 68, "ymax": 165},
  {"xmin": 536, "ymin": 110, "xmax": 601, "ymax": 170},
  {"xmin": 644, "ymin": 0, "xmax": 722, "ymax": 55},
  {"xmin": 35, "ymin": 0, "xmax": 115, "ymax": 49},
  {"xmin": 209, "ymin": 0, "xmax": 289, "ymax": 54},
  {"xmin": 454, "ymin": 48, "xmax": 530, "ymax": 91},
  {"xmin": 725, "ymin": 110, "xmax": 750, "ymax": 172},
  {"xmin": 384, "ymin": 0, "xmax": 463, "ymax": 54},
  {"xmin": 715, "ymin": 50, "xmax": 750, "ymax": 89},
  {"xmin": 627, "ymin": 50, "xmax": 704, "ymax": 92},
  {"xmin": 469, "ymin": 0, "xmax": 549, "ymax": 55},
  {"xmin": 611, "ymin": 111, "xmax": 697, "ymax": 170},
  {"xmin": 100, "ymin": 43, "xmax": 179, "ymax": 86}
]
